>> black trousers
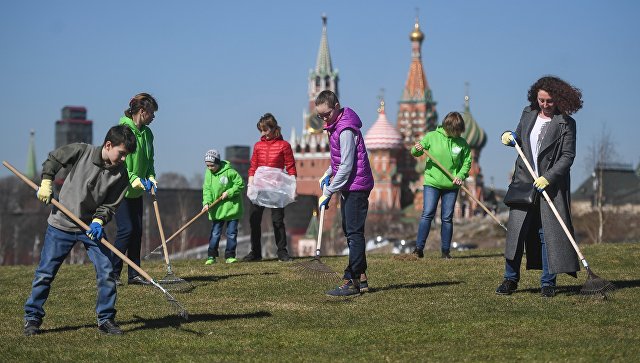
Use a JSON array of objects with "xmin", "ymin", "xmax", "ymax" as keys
[
  {"xmin": 112, "ymin": 197, "xmax": 143, "ymax": 279},
  {"xmin": 249, "ymin": 203, "xmax": 288, "ymax": 258}
]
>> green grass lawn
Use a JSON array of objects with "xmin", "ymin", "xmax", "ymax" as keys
[{"xmin": 1, "ymin": 243, "xmax": 639, "ymax": 362}]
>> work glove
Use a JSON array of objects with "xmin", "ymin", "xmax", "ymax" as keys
[
  {"xmin": 131, "ymin": 177, "xmax": 146, "ymax": 191},
  {"xmin": 85, "ymin": 218, "xmax": 104, "ymax": 242},
  {"xmin": 533, "ymin": 176, "xmax": 549, "ymax": 192},
  {"xmin": 501, "ymin": 131, "xmax": 517, "ymax": 146},
  {"xmin": 148, "ymin": 176, "xmax": 158, "ymax": 192},
  {"xmin": 36, "ymin": 179, "xmax": 53, "ymax": 204},
  {"xmin": 318, "ymin": 193, "xmax": 331, "ymax": 210},
  {"xmin": 318, "ymin": 171, "xmax": 331, "ymax": 191}
]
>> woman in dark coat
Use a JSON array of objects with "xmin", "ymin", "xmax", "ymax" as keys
[{"xmin": 496, "ymin": 76, "xmax": 583, "ymax": 298}]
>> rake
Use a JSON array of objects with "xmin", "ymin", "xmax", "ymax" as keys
[
  {"xmin": 150, "ymin": 189, "xmax": 195, "ymax": 293},
  {"xmin": 512, "ymin": 143, "xmax": 615, "ymax": 298},
  {"xmin": 144, "ymin": 196, "xmax": 223, "ymax": 260},
  {"xmin": 423, "ymin": 149, "xmax": 507, "ymax": 231},
  {"xmin": 294, "ymin": 197, "xmax": 340, "ymax": 281},
  {"xmin": 3, "ymin": 161, "xmax": 189, "ymax": 319}
]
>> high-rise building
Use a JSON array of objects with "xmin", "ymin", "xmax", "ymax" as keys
[
  {"xmin": 225, "ymin": 145, "xmax": 250, "ymax": 182},
  {"xmin": 55, "ymin": 106, "xmax": 92, "ymax": 148}
]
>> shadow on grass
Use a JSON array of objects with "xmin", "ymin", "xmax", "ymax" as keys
[
  {"xmin": 38, "ymin": 311, "xmax": 272, "ymax": 336},
  {"xmin": 515, "ymin": 279, "xmax": 640, "ymax": 296},
  {"xmin": 124, "ymin": 311, "xmax": 272, "ymax": 335},
  {"xmin": 182, "ymin": 271, "xmax": 278, "ymax": 283},
  {"xmin": 370, "ymin": 280, "xmax": 463, "ymax": 293},
  {"xmin": 455, "ymin": 253, "xmax": 504, "ymax": 259}
]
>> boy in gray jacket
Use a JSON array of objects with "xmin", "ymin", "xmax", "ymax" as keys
[{"xmin": 23, "ymin": 125, "xmax": 136, "ymax": 336}]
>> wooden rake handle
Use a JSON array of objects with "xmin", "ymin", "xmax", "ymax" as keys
[
  {"xmin": 512, "ymin": 143, "xmax": 588, "ymax": 265},
  {"xmin": 422, "ymin": 149, "xmax": 507, "ymax": 231},
  {"xmin": 150, "ymin": 189, "xmax": 171, "ymax": 267},
  {"xmin": 3, "ymin": 160, "xmax": 156, "ymax": 282}
]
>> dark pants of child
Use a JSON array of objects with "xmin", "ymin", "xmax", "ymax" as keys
[
  {"xmin": 112, "ymin": 197, "xmax": 143, "ymax": 279},
  {"xmin": 341, "ymin": 191, "xmax": 370, "ymax": 280},
  {"xmin": 249, "ymin": 203, "xmax": 288, "ymax": 259},
  {"xmin": 24, "ymin": 225, "xmax": 117, "ymax": 326}
]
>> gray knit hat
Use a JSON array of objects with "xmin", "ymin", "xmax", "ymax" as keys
[{"xmin": 204, "ymin": 149, "xmax": 221, "ymax": 164}]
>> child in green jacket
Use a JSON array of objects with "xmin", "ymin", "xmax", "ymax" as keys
[
  {"xmin": 410, "ymin": 111, "xmax": 472, "ymax": 259},
  {"xmin": 202, "ymin": 149, "xmax": 245, "ymax": 264}
]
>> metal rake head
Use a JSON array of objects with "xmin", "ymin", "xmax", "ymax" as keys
[
  {"xmin": 165, "ymin": 293, "xmax": 189, "ymax": 320},
  {"xmin": 294, "ymin": 258, "xmax": 340, "ymax": 281},
  {"xmin": 580, "ymin": 267, "xmax": 616, "ymax": 299},
  {"xmin": 159, "ymin": 272, "xmax": 195, "ymax": 293}
]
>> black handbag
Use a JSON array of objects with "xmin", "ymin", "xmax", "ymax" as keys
[{"xmin": 503, "ymin": 181, "xmax": 538, "ymax": 207}]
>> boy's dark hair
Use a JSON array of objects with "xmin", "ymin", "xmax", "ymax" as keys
[
  {"xmin": 442, "ymin": 111, "xmax": 466, "ymax": 137},
  {"xmin": 124, "ymin": 92, "xmax": 159, "ymax": 118},
  {"xmin": 257, "ymin": 113, "xmax": 282, "ymax": 139},
  {"xmin": 315, "ymin": 90, "xmax": 339, "ymax": 107},
  {"xmin": 104, "ymin": 125, "xmax": 137, "ymax": 153}
]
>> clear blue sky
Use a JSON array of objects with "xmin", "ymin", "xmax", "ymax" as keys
[{"xmin": 1, "ymin": 0, "xmax": 639, "ymax": 191}]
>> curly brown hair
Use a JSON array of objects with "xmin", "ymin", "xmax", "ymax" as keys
[{"xmin": 527, "ymin": 76, "xmax": 583, "ymax": 115}]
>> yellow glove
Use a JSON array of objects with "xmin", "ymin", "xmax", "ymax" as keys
[
  {"xmin": 501, "ymin": 131, "xmax": 516, "ymax": 146},
  {"xmin": 148, "ymin": 176, "xmax": 158, "ymax": 191},
  {"xmin": 131, "ymin": 177, "xmax": 145, "ymax": 190},
  {"xmin": 36, "ymin": 179, "xmax": 53, "ymax": 204},
  {"xmin": 533, "ymin": 176, "xmax": 549, "ymax": 191},
  {"xmin": 318, "ymin": 193, "xmax": 331, "ymax": 210}
]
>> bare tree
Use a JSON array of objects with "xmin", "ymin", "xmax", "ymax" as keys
[
  {"xmin": 584, "ymin": 125, "xmax": 618, "ymax": 244},
  {"xmin": 158, "ymin": 172, "xmax": 190, "ymax": 189}
]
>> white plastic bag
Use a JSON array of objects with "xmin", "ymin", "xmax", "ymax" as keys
[{"xmin": 247, "ymin": 166, "xmax": 296, "ymax": 208}]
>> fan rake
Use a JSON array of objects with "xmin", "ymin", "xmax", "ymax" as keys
[
  {"xmin": 294, "ymin": 202, "xmax": 340, "ymax": 281},
  {"xmin": 151, "ymin": 189, "xmax": 195, "ymax": 293},
  {"xmin": 3, "ymin": 161, "xmax": 189, "ymax": 319}
]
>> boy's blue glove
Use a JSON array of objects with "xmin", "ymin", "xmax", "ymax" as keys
[
  {"xmin": 319, "ymin": 171, "xmax": 331, "ymax": 191},
  {"xmin": 86, "ymin": 219, "xmax": 104, "ymax": 242},
  {"xmin": 140, "ymin": 178, "xmax": 154, "ymax": 193},
  {"xmin": 501, "ymin": 131, "xmax": 517, "ymax": 146},
  {"xmin": 148, "ymin": 176, "xmax": 158, "ymax": 192},
  {"xmin": 318, "ymin": 194, "xmax": 331, "ymax": 210}
]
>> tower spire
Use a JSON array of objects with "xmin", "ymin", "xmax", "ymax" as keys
[
  {"xmin": 315, "ymin": 14, "xmax": 333, "ymax": 75},
  {"xmin": 26, "ymin": 129, "xmax": 37, "ymax": 180}
]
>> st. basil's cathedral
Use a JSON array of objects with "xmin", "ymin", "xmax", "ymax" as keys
[{"xmin": 291, "ymin": 15, "xmax": 487, "ymax": 241}]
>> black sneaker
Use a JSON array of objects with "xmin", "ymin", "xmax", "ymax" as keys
[
  {"xmin": 326, "ymin": 280, "xmax": 362, "ymax": 297},
  {"xmin": 24, "ymin": 320, "xmax": 41, "ymax": 336},
  {"xmin": 411, "ymin": 248, "xmax": 424, "ymax": 258},
  {"xmin": 242, "ymin": 252, "xmax": 262, "ymax": 262},
  {"xmin": 278, "ymin": 255, "xmax": 293, "ymax": 262},
  {"xmin": 541, "ymin": 286, "xmax": 556, "ymax": 298},
  {"xmin": 495, "ymin": 279, "xmax": 518, "ymax": 295},
  {"xmin": 98, "ymin": 319, "xmax": 123, "ymax": 335},
  {"xmin": 128, "ymin": 275, "xmax": 150, "ymax": 285},
  {"xmin": 441, "ymin": 252, "xmax": 453, "ymax": 259}
]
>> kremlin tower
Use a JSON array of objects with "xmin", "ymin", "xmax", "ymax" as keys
[
  {"xmin": 397, "ymin": 16, "xmax": 437, "ymax": 208},
  {"xmin": 365, "ymin": 99, "xmax": 403, "ymax": 211}
]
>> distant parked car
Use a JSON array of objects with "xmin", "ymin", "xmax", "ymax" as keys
[
  {"xmin": 392, "ymin": 239, "xmax": 416, "ymax": 254},
  {"xmin": 340, "ymin": 235, "xmax": 390, "ymax": 255},
  {"xmin": 451, "ymin": 241, "xmax": 477, "ymax": 251}
]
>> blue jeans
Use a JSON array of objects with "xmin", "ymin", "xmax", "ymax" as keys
[
  {"xmin": 416, "ymin": 186, "xmax": 459, "ymax": 253},
  {"xmin": 113, "ymin": 197, "xmax": 143, "ymax": 279},
  {"xmin": 24, "ymin": 225, "xmax": 117, "ymax": 325},
  {"xmin": 341, "ymin": 191, "xmax": 370, "ymax": 280},
  {"xmin": 207, "ymin": 219, "xmax": 239, "ymax": 259},
  {"xmin": 504, "ymin": 226, "xmax": 557, "ymax": 287}
]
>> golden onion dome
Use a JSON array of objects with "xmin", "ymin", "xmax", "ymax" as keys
[{"xmin": 410, "ymin": 22, "xmax": 424, "ymax": 42}]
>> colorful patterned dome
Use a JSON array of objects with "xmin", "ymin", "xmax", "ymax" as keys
[
  {"xmin": 365, "ymin": 101, "xmax": 403, "ymax": 150},
  {"xmin": 461, "ymin": 95, "xmax": 487, "ymax": 150}
]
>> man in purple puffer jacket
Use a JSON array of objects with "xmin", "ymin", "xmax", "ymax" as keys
[{"xmin": 316, "ymin": 90, "xmax": 374, "ymax": 297}]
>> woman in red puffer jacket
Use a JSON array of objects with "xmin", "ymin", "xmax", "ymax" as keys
[{"xmin": 243, "ymin": 113, "xmax": 297, "ymax": 262}]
